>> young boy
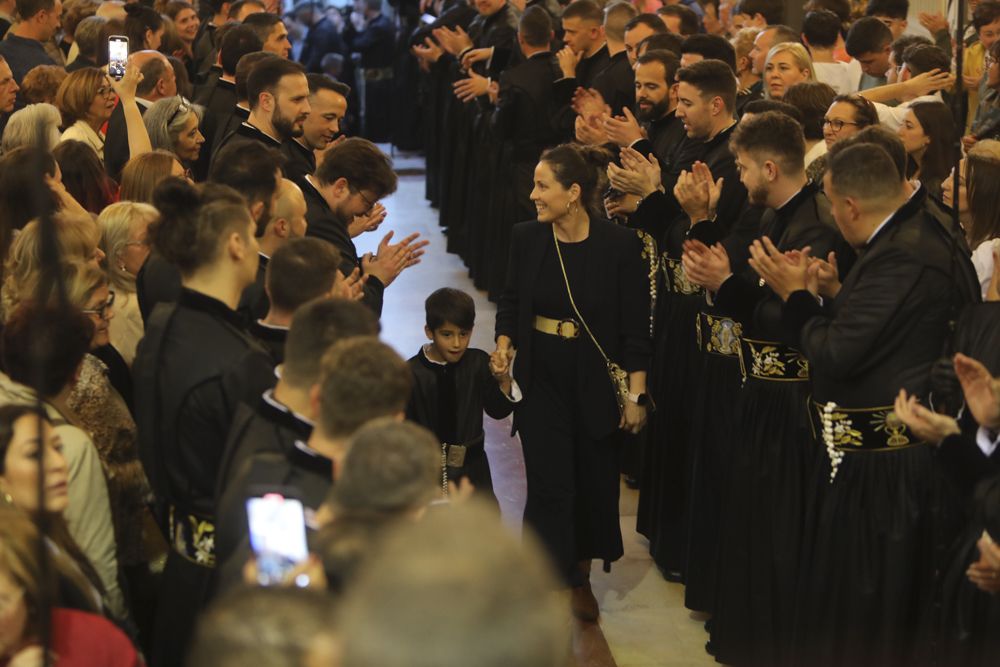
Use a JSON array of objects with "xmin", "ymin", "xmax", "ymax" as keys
[{"xmin": 406, "ymin": 287, "xmax": 516, "ymax": 502}]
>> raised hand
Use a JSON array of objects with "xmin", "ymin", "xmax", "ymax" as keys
[
  {"xmin": 903, "ymin": 68, "xmax": 955, "ymax": 98},
  {"xmin": 673, "ymin": 166, "xmax": 714, "ymax": 222},
  {"xmin": 682, "ymin": 239, "xmax": 731, "ymax": 291},
  {"xmin": 572, "ymin": 87, "xmax": 609, "ymax": 121},
  {"xmin": 604, "ymin": 107, "xmax": 645, "ymax": 147},
  {"xmin": 556, "ymin": 45, "xmax": 582, "ymax": 78},
  {"xmin": 575, "ymin": 114, "xmax": 610, "ymax": 146},
  {"xmin": 893, "ymin": 389, "xmax": 960, "ymax": 444},
  {"xmin": 348, "ymin": 202, "xmax": 387, "ymax": 238},
  {"xmin": 336, "ymin": 267, "xmax": 366, "ymax": 301},
  {"xmin": 954, "ymin": 353, "xmax": 1000, "ymax": 430},
  {"xmin": 607, "ymin": 154, "xmax": 660, "ymax": 198},
  {"xmin": 362, "ymin": 231, "xmax": 429, "ymax": 287},
  {"xmin": 748, "ymin": 237, "xmax": 810, "ymax": 301},
  {"xmin": 112, "ymin": 59, "xmax": 144, "ymax": 102}
]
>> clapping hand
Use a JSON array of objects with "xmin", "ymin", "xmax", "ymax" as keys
[
  {"xmin": 432, "ymin": 25, "xmax": 473, "ymax": 56},
  {"xmin": 682, "ymin": 239, "xmax": 731, "ymax": 292},
  {"xmin": 967, "ymin": 532, "xmax": 1000, "ymax": 593},
  {"xmin": 748, "ymin": 237, "xmax": 811, "ymax": 301},
  {"xmin": 893, "ymin": 389, "xmax": 960, "ymax": 444},
  {"xmin": 572, "ymin": 87, "xmax": 609, "ymax": 121},
  {"xmin": 918, "ymin": 11, "xmax": 949, "ymax": 35},
  {"xmin": 807, "ymin": 251, "xmax": 841, "ymax": 299},
  {"xmin": 453, "ymin": 70, "xmax": 490, "ymax": 102},
  {"xmin": 575, "ymin": 113, "xmax": 610, "ymax": 146},
  {"xmin": 604, "ymin": 107, "xmax": 645, "ymax": 147},
  {"xmin": 412, "ymin": 37, "xmax": 443, "ymax": 66},
  {"xmin": 335, "ymin": 267, "xmax": 366, "ymax": 301},
  {"xmin": 460, "ymin": 47, "xmax": 493, "ymax": 70},
  {"xmin": 362, "ymin": 230, "xmax": 429, "ymax": 287},
  {"xmin": 607, "ymin": 148, "xmax": 661, "ymax": 197},
  {"xmin": 673, "ymin": 161, "xmax": 722, "ymax": 222},
  {"xmin": 954, "ymin": 353, "xmax": 1000, "ymax": 431},
  {"xmin": 348, "ymin": 202, "xmax": 387, "ymax": 238}
]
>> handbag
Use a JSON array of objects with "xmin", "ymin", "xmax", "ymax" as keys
[{"xmin": 551, "ymin": 225, "xmax": 631, "ymax": 418}]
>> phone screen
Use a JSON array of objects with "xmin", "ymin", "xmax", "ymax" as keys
[
  {"xmin": 246, "ymin": 493, "xmax": 309, "ymax": 585},
  {"xmin": 108, "ymin": 36, "xmax": 129, "ymax": 80}
]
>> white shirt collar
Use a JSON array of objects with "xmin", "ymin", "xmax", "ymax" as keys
[
  {"xmin": 421, "ymin": 343, "xmax": 448, "ymax": 366},
  {"xmin": 866, "ymin": 211, "xmax": 896, "ymax": 245},
  {"xmin": 261, "ymin": 388, "xmax": 314, "ymax": 427}
]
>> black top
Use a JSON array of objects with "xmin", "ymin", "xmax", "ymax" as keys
[
  {"xmin": 632, "ymin": 110, "xmax": 688, "ymax": 178},
  {"xmin": 343, "ymin": 13, "xmax": 395, "ymax": 68},
  {"xmin": 281, "ymin": 138, "xmax": 316, "ymax": 187},
  {"xmin": 104, "ymin": 100, "xmax": 149, "ymax": 180},
  {"xmin": 249, "ymin": 321, "xmax": 287, "ymax": 366},
  {"xmin": 533, "ymin": 237, "xmax": 587, "ymax": 320},
  {"xmin": 406, "ymin": 347, "xmax": 514, "ymax": 446},
  {"xmin": 133, "ymin": 288, "xmax": 275, "ymax": 521},
  {"xmin": 208, "ymin": 105, "xmax": 250, "ymax": 161},
  {"xmin": 782, "ymin": 189, "xmax": 981, "ymax": 407},
  {"xmin": 0, "ymin": 34, "xmax": 55, "ymax": 85},
  {"xmin": 300, "ymin": 177, "xmax": 386, "ymax": 316},
  {"xmin": 211, "ymin": 121, "xmax": 283, "ymax": 174},
  {"xmin": 491, "ymin": 51, "xmax": 562, "ymax": 164},
  {"xmin": 136, "ymin": 253, "xmax": 182, "ymax": 324},
  {"xmin": 66, "ymin": 55, "xmax": 96, "ymax": 73},
  {"xmin": 496, "ymin": 219, "xmax": 651, "ymax": 438},
  {"xmin": 237, "ymin": 253, "xmax": 270, "ymax": 326},
  {"xmin": 300, "ymin": 16, "xmax": 345, "ymax": 73},
  {"xmin": 591, "ymin": 50, "xmax": 634, "ymax": 116}
]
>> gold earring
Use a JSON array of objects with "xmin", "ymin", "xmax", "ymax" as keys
[{"xmin": 2, "ymin": 491, "xmax": 12, "ymax": 505}]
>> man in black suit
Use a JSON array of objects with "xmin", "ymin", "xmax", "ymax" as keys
[
  {"xmin": 297, "ymin": 1, "xmax": 345, "ymax": 73},
  {"xmin": 212, "ymin": 57, "xmax": 311, "ymax": 170},
  {"xmin": 105, "ymin": 50, "xmax": 176, "ymax": 178},
  {"xmin": 281, "ymin": 74, "xmax": 349, "ymax": 186},
  {"xmin": 209, "ymin": 50, "xmax": 275, "ymax": 162},
  {"xmin": 343, "ymin": 0, "xmax": 395, "ymax": 141},
  {"xmin": 301, "ymin": 138, "xmax": 427, "ymax": 317},
  {"xmin": 191, "ymin": 0, "xmax": 233, "ymax": 80},
  {"xmin": 591, "ymin": 0, "xmax": 636, "ymax": 116}
]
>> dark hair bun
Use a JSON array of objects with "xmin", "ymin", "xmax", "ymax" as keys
[{"xmin": 149, "ymin": 177, "xmax": 201, "ymax": 268}]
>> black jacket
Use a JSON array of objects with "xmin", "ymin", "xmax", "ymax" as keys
[
  {"xmin": 782, "ymin": 189, "xmax": 981, "ymax": 407},
  {"xmin": 104, "ymin": 100, "xmax": 149, "ymax": 180},
  {"xmin": 133, "ymin": 289, "xmax": 275, "ymax": 522},
  {"xmin": 300, "ymin": 16, "xmax": 345, "ymax": 73},
  {"xmin": 495, "ymin": 219, "xmax": 651, "ymax": 438},
  {"xmin": 281, "ymin": 138, "xmax": 316, "ymax": 187},
  {"xmin": 490, "ymin": 51, "xmax": 562, "ymax": 164},
  {"xmin": 301, "ymin": 177, "xmax": 386, "ymax": 316},
  {"xmin": 591, "ymin": 49, "xmax": 634, "ymax": 116},
  {"xmin": 343, "ymin": 13, "xmax": 395, "ymax": 68},
  {"xmin": 211, "ymin": 121, "xmax": 283, "ymax": 173}
]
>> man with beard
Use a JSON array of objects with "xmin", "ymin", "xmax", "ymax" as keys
[
  {"xmin": 213, "ymin": 57, "xmax": 311, "ymax": 172},
  {"xmin": 301, "ymin": 138, "xmax": 429, "ymax": 317},
  {"xmin": 282, "ymin": 74, "xmax": 349, "ymax": 186},
  {"xmin": 628, "ymin": 50, "xmax": 684, "ymax": 171}
]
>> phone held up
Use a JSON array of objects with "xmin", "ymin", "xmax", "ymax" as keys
[
  {"xmin": 107, "ymin": 35, "xmax": 128, "ymax": 81},
  {"xmin": 246, "ymin": 491, "xmax": 310, "ymax": 586}
]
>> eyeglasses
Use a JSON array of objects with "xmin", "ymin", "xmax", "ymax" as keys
[
  {"xmin": 168, "ymin": 97, "xmax": 192, "ymax": 127},
  {"xmin": 353, "ymin": 188, "xmax": 376, "ymax": 213},
  {"xmin": 96, "ymin": 85, "xmax": 115, "ymax": 98},
  {"xmin": 82, "ymin": 291, "xmax": 115, "ymax": 319},
  {"xmin": 822, "ymin": 118, "xmax": 860, "ymax": 132}
]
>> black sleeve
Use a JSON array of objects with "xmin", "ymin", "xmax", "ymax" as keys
[
  {"xmin": 618, "ymin": 230, "xmax": 652, "ymax": 373},
  {"xmin": 495, "ymin": 224, "xmax": 523, "ymax": 344}
]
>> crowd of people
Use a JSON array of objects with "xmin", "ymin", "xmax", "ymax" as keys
[{"xmin": 0, "ymin": 0, "xmax": 1000, "ymax": 667}]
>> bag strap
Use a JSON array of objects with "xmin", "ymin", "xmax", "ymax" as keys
[{"xmin": 551, "ymin": 224, "xmax": 611, "ymax": 365}]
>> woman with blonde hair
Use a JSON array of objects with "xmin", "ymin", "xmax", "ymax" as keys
[
  {"xmin": 99, "ymin": 201, "xmax": 157, "ymax": 364},
  {"xmin": 764, "ymin": 42, "xmax": 816, "ymax": 100},
  {"xmin": 119, "ymin": 149, "xmax": 189, "ymax": 203}
]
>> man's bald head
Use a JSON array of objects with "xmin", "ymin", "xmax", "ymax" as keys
[
  {"xmin": 97, "ymin": 0, "xmax": 126, "ymax": 20},
  {"xmin": 270, "ymin": 178, "xmax": 308, "ymax": 239}
]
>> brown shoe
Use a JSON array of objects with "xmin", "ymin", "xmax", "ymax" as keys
[{"xmin": 571, "ymin": 582, "xmax": 600, "ymax": 622}]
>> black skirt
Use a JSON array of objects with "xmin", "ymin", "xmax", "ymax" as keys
[
  {"xmin": 683, "ymin": 314, "xmax": 744, "ymax": 614},
  {"xmin": 791, "ymin": 441, "xmax": 953, "ymax": 667},
  {"xmin": 636, "ymin": 288, "xmax": 703, "ymax": 576},
  {"xmin": 709, "ymin": 375, "xmax": 813, "ymax": 665}
]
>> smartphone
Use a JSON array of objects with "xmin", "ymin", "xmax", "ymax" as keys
[
  {"xmin": 107, "ymin": 35, "xmax": 129, "ymax": 81},
  {"xmin": 246, "ymin": 492, "xmax": 309, "ymax": 586}
]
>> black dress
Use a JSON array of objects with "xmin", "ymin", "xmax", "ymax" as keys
[
  {"xmin": 133, "ymin": 288, "xmax": 275, "ymax": 667},
  {"xmin": 496, "ymin": 219, "xmax": 650, "ymax": 585}
]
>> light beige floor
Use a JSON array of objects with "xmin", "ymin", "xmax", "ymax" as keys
[{"xmin": 374, "ymin": 163, "xmax": 717, "ymax": 667}]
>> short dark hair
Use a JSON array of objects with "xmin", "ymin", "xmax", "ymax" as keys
[
  {"xmin": 242, "ymin": 12, "xmax": 283, "ymax": 44},
  {"xmin": 330, "ymin": 419, "xmax": 440, "ymax": 516},
  {"xmin": 562, "ymin": 0, "xmax": 603, "ymax": 24},
  {"xmin": 731, "ymin": 110, "xmax": 806, "ymax": 175},
  {"xmin": 220, "ymin": 25, "xmax": 264, "ymax": 77},
  {"xmin": 246, "ymin": 57, "xmax": 305, "ymax": 111},
  {"xmin": 267, "ymin": 238, "xmax": 341, "ymax": 314},
  {"xmin": 209, "ymin": 141, "xmax": 283, "ymax": 211},
  {"xmin": 317, "ymin": 337, "xmax": 412, "ymax": 438},
  {"xmin": 681, "ymin": 34, "xmax": 736, "ymax": 72},
  {"xmin": 188, "ymin": 587, "xmax": 336, "ymax": 667},
  {"xmin": 742, "ymin": 98, "xmax": 803, "ymax": 122},
  {"xmin": 123, "ymin": 4, "xmax": 164, "ymax": 49},
  {"xmin": 235, "ymin": 51, "xmax": 278, "ymax": 102},
  {"xmin": 519, "ymin": 5, "xmax": 552, "ymax": 48},
  {"xmin": 657, "ymin": 5, "xmax": 699, "ymax": 36},
  {"xmin": 425, "ymin": 287, "xmax": 475, "ymax": 331},
  {"xmin": 640, "ymin": 32, "xmax": 683, "ymax": 56},
  {"xmin": 284, "ymin": 298, "xmax": 380, "ymax": 389},
  {"xmin": 2, "ymin": 302, "xmax": 93, "ymax": 397},
  {"xmin": 16, "ymin": 0, "xmax": 55, "ymax": 21},
  {"xmin": 676, "ymin": 59, "xmax": 737, "ymax": 113},
  {"xmin": 136, "ymin": 55, "xmax": 170, "ymax": 97},
  {"xmin": 803, "ymin": 0, "xmax": 851, "ymax": 24},
  {"xmin": 902, "ymin": 43, "xmax": 950, "ymax": 77},
  {"xmin": 973, "ymin": 1, "xmax": 1000, "ymax": 31},
  {"xmin": 890, "ymin": 34, "xmax": 932, "ymax": 66},
  {"xmin": 636, "ymin": 49, "xmax": 682, "ymax": 85},
  {"xmin": 769, "ymin": 24, "xmax": 803, "ymax": 46},
  {"xmin": 845, "ymin": 16, "xmax": 892, "ymax": 58},
  {"xmin": 827, "ymin": 142, "xmax": 904, "ymax": 200},
  {"xmin": 830, "ymin": 93, "xmax": 879, "ymax": 128},
  {"xmin": 227, "ymin": 0, "xmax": 265, "ymax": 19},
  {"xmin": 306, "ymin": 72, "xmax": 350, "ymax": 98},
  {"xmin": 734, "ymin": 0, "xmax": 784, "ymax": 25},
  {"xmin": 782, "ymin": 81, "xmax": 836, "ymax": 141},
  {"xmin": 865, "ymin": 0, "xmax": 908, "ymax": 20},
  {"xmin": 316, "ymin": 138, "xmax": 398, "ymax": 200},
  {"xmin": 625, "ymin": 13, "xmax": 668, "ymax": 36},
  {"xmin": 802, "ymin": 10, "xmax": 842, "ymax": 49},
  {"xmin": 831, "ymin": 125, "xmax": 908, "ymax": 181}
]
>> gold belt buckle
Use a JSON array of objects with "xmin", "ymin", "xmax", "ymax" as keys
[
  {"xmin": 557, "ymin": 319, "xmax": 579, "ymax": 339},
  {"xmin": 446, "ymin": 444, "xmax": 467, "ymax": 467}
]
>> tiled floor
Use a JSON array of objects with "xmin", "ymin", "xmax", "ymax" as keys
[{"xmin": 373, "ymin": 159, "xmax": 718, "ymax": 667}]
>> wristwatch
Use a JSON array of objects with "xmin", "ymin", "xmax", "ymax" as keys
[{"xmin": 627, "ymin": 392, "xmax": 651, "ymax": 407}]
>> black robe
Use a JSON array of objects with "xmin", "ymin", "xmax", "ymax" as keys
[
  {"xmin": 281, "ymin": 138, "xmax": 316, "ymax": 187},
  {"xmin": 591, "ymin": 49, "xmax": 634, "ymax": 116},
  {"xmin": 406, "ymin": 346, "xmax": 514, "ymax": 498},
  {"xmin": 785, "ymin": 189, "xmax": 981, "ymax": 667}
]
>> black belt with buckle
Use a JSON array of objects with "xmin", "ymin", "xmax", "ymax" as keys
[
  {"xmin": 738, "ymin": 338, "xmax": 810, "ymax": 382},
  {"xmin": 442, "ymin": 432, "xmax": 486, "ymax": 469},
  {"xmin": 807, "ymin": 399, "xmax": 922, "ymax": 452},
  {"xmin": 695, "ymin": 311, "xmax": 742, "ymax": 357}
]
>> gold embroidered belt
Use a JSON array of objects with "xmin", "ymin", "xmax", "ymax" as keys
[
  {"xmin": 695, "ymin": 312, "xmax": 742, "ymax": 357},
  {"xmin": 662, "ymin": 257, "xmax": 704, "ymax": 296},
  {"xmin": 168, "ymin": 505, "xmax": 216, "ymax": 567},
  {"xmin": 808, "ymin": 399, "xmax": 921, "ymax": 452},
  {"xmin": 738, "ymin": 338, "xmax": 810, "ymax": 382}
]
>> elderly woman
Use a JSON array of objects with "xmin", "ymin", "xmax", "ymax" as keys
[
  {"xmin": 20, "ymin": 65, "xmax": 67, "ymax": 104},
  {"xmin": 764, "ymin": 42, "xmax": 816, "ymax": 100},
  {"xmin": 0, "ymin": 103, "xmax": 62, "ymax": 152},
  {"xmin": 99, "ymin": 201, "xmax": 157, "ymax": 364},
  {"xmin": 143, "ymin": 96, "xmax": 205, "ymax": 167}
]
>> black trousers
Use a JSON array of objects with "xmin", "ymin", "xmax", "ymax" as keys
[{"xmin": 517, "ymin": 333, "xmax": 623, "ymax": 586}]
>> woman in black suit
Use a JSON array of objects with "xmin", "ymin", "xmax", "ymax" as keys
[{"xmin": 493, "ymin": 144, "xmax": 651, "ymax": 621}]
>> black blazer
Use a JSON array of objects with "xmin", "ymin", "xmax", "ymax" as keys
[
  {"xmin": 495, "ymin": 219, "xmax": 651, "ymax": 438},
  {"xmin": 104, "ymin": 100, "xmax": 148, "ymax": 180}
]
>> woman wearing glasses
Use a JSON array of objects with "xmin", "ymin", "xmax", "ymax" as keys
[
  {"xmin": 144, "ymin": 95, "xmax": 206, "ymax": 170},
  {"xmin": 808, "ymin": 93, "xmax": 879, "ymax": 184}
]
